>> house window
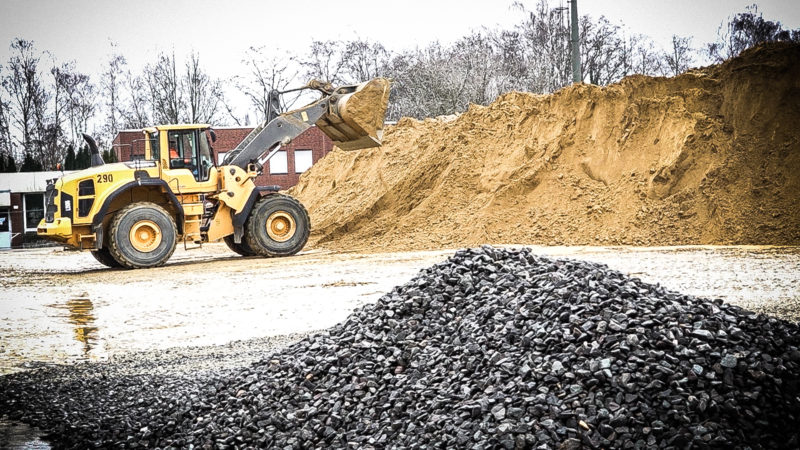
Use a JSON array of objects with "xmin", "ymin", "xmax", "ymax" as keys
[
  {"xmin": 270, "ymin": 150, "xmax": 287, "ymax": 174},
  {"xmin": 295, "ymin": 149, "xmax": 313, "ymax": 173},
  {"xmin": 24, "ymin": 193, "xmax": 45, "ymax": 231},
  {"xmin": 0, "ymin": 207, "xmax": 9, "ymax": 232},
  {"xmin": 217, "ymin": 152, "xmax": 227, "ymax": 165}
]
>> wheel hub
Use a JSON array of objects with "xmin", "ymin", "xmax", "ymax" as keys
[
  {"xmin": 266, "ymin": 211, "xmax": 296, "ymax": 242},
  {"xmin": 129, "ymin": 220, "xmax": 162, "ymax": 252}
]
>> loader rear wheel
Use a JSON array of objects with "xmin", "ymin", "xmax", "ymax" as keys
[
  {"xmin": 245, "ymin": 194, "xmax": 309, "ymax": 257},
  {"xmin": 108, "ymin": 202, "xmax": 177, "ymax": 269},
  {"xmin": 90, "ymin": 247, "xmax": 122, "ymax": 268},
  {"xmin": 223, "ymin": 234, "xmax": 257, "ymax": 257}
]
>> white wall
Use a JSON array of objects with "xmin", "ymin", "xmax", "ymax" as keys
[{"xmin": 0, "ymin": 171, "xmax": 76, "ymax": 194}]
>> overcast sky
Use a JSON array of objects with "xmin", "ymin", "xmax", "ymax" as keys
[{"xmin": 0, "ymin": 0, "xmax": 798, "ymax": 123}]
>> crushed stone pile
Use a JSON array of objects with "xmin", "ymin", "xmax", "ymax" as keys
[
  {"xmin": 291, "ymin": 43, "xmax": 800, "ymax": 252},
  {"xmin": 2, "ymin": 247, "xmax": 799, "ymax": 448}
]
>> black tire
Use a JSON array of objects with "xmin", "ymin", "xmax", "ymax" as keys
[
  {"xmin": 245, "ymin": 194, "xmax": 310, "ymax": 257},
  {"xmin": 108, "ymin": 202, "xmax": 177, "ymax": 269},
  {"xmin": 90, "ymin": 247, "xmax": 122, "ymax": 268},
  {"xmin": 223, "ymin": 234, "xmax": 257, "ymax": 257}
]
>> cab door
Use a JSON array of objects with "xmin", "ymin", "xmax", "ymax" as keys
[{"xmin": 161, "ymin": 129, "xmax": 217, "ymax": 193}]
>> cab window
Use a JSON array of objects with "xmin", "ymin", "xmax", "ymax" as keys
[
  {"xmin": 198, "ymin": 131, "xmax": 213, "ymax": 180},
  {"xmin": 168, "ymin": 130, "xmax": 211, "ymax": 182},
  {"xmin": 150, "ymin": 132, "xmax": 160, "ymax": 160},
  {"xmin": 144, "ymin": 131, "xmax": 160, "ymax": 160}
]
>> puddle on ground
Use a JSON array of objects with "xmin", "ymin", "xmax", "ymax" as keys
[
  {"xmin": 0, "ymin": 418, "xmax": 50, "ymax": 449},
  {"xmin": 47, "ymin": 296, "xmax": 98, "ymax": 357}
]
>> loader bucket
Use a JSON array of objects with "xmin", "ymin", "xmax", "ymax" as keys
[{"xmin": 316, "ymin": 78, "xmax": 391, "ymax": 151}]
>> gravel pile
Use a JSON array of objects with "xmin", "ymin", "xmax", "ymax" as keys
[{"xmin": 2, "ymin": 246, "xmax": 799, "ymax": 449}]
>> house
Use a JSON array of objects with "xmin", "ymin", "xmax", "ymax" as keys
[
  {"xmin": 0, "ymin": 171, "xmax": 73, "ymax": 249},
  {"xmin": 112, "ymin": 126, "xmax": 334, "ymax": 189}
]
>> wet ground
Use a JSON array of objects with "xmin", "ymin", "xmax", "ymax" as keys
[
  {"xmin": 0, "ymin": 244, "xmax": 798, "ymax": 448},
  {"xmin": 1, "ymin": 244, "xmax": 798, "ymax": 375}
]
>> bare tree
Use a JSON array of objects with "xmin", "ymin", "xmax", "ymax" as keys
[
  {"xmin": 707, "ymin": 5, "xmax": 800, "ymax": 62},
  {"xmin": 514, "ymin": 0, "xmax": 572, "ymax": 93},
  {"xmin": 614, "ymin": 32, "xmax": 663, "ymax": 79},
  {"xmin": 145, "ymin": 52, "xmax": 183, "ymax": 124},
  {"xmin": 302, "ymin": 40, "xmax": 347, "ymax": 85},
  {"xmin": 664, "ymin": 35, "xmax": 693, "ymax": 76},
  {"xmin": 341, "ymin": 39, "xmax": 390, "ymax": 83},
  {"xmin": 100, "ymin": 45, "xmax": 126, "ymax": 141},
  {"xmin": 617, "ymin": 34, "xmax": 637, "ymax": 77},
  {"xmin": 380, "ymin": 52, "xmax": 413, "ymax": 120},
  {"xmin": 632, "ymin": 38, "xmax": 664, "ymax": 76},
  {"xmin": 490, "ymin": 29, "xmax": 529, "ymax": 94},
  {"xmin": 383, "ymin": 37, "xmax": 495, "ymax": 120},
  {"xmin": 52, "ymin": 61, "xmax": 94, "ymax": 146},
  {"xmin": 219, "ymin": 94, "xmax": 244, "ymax": 126},
  {"xmin": 184, "ymin": 51, "xmax": 223, "ymax": 123},
  {"xmin": 49, "ymin": 62, "xmax": 68, "ymax": 137},
  {"xmin": 384, "ymin": 44, "xmax": 453, "ymax": 119},
  {"xmin": 238, "ymin": 47, "xmax": 301, "ymax": 123},
  {"xmin": 4, "ymin": 39, "xmax": 48, "ymax": 160},
  {"xmin": 453, "ymin": 32, "xmax": 499, "ymax": 106},
  {"xmin": 35, "ymin": 59, "xmax": 70, "ymax": 169},
  {"xmin": 580, "ymin": 16, "xmax": 627, "ymax": 85},
  {"xmin": 121, "ymin": 71, "xmax": 151, "ymax": 129},
  {"xmin": 110, "ymin": 51, "xmax": 227, "ymax": 128},
  {"xmin": 66, "ymin": 73, "xmax": 95, "ymax": 144},
  {"xmin": 419, "ymin": 43, "xmax": 466, "ymax": 115},
  {"xmin": 0, "ymin": 64, "xmax": 15, "ymax": 168}
]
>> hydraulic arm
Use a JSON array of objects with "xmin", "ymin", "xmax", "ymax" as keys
[{"xmin": 223, "ymin": 78, "xmax": 391, "ymax": 171}]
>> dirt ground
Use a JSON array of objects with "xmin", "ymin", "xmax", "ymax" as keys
[{"xmin": 1, "ymin": 244, "xmax": 798, "ymax": 374}]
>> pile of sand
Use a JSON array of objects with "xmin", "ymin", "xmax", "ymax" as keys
[{"xmin": 290, "ymin": 43, "xmax": 800, "ymax": 252}]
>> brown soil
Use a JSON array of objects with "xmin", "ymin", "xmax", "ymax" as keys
[{"xmin": 290, "ymin": 43, "xmax": 800, "ymax": 252}]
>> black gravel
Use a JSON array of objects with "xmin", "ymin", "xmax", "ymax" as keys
[{"xmin": 2, "ymin": 246, "xmax": 799, "ymax": 449}]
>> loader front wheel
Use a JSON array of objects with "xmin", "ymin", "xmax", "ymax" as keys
[
  {"xmin": 245, "ymin": 194, "xmax": 309, "ymax": 257},
  {"xmin": 91, "ymin": 247, "xmax": 122, "ymax": 268},
  {"xmin": 223, "ymin": 234, "xmax": 257, "ymax": 257},
  {"xmin": 108, "ymin": 202, "xmax": 177, "ymax": 269}
]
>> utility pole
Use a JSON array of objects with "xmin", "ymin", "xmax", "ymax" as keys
[{"xmin": 570, "ymin": 0, "xmax": 582, "ymax": 83}]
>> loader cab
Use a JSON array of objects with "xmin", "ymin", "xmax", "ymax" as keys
[
  {"xmin": 168, "ymin": 129, "xmax": 214, "ymax": 182},
  {"xmin": 145, "ymin": 125, "xmax": 214, "ymax": 183}
]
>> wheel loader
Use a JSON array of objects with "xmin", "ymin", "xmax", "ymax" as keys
[{"xmin": 36, "ymin": 78, "xmax": 390, "ymax": 269}]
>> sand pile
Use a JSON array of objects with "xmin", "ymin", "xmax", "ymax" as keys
[{"xmin": 291, "ymin": 43, "xmax": 800, "ymax": 252}]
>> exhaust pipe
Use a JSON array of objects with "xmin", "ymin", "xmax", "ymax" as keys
[{"xmin": 82, "ymin": 133, "xmax": 105, "ymax": 167}]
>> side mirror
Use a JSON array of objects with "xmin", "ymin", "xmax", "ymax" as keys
[{"xmin": 209, "ymin": 129, "xmax": 217, "ymax": 143}]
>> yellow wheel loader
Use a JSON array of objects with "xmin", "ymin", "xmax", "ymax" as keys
[{"xmin": 36, "ymin": 78, "xmax": 390, "ymax": 269}]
